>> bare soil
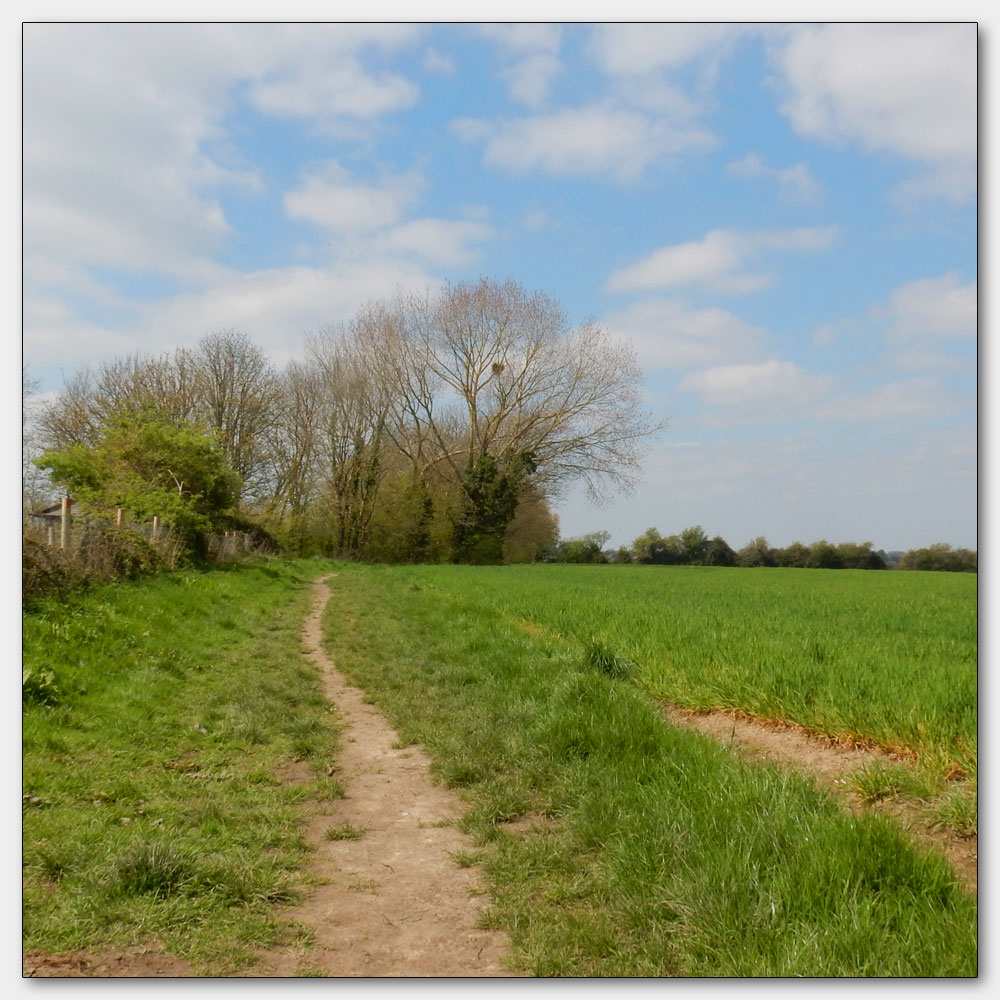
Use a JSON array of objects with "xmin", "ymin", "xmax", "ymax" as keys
[{"xmin": 658, "ymin": 703, "xmax": 977, "ymax": 892}]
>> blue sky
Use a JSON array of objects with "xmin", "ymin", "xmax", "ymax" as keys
[{"xmin": 20, "ymin": 18, "xmax": 979, "ymax": 552}]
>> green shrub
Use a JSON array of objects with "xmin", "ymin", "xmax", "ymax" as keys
[
  {"xmin": 22, "ymin": 535, "xmax": 82, "ymax": 605},
  {"xmin": 77, "ymin": 523, "xmax": 167, "ymax": 579},
  {"xmin": 23, "ymin": 525, "xmax": 170, "ymax": 605}
]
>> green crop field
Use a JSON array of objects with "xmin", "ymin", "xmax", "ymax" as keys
[{"xmin": 380, "ymin": 564, "xmax": 977, "ymax": 780}]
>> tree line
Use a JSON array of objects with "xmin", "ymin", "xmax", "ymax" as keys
[
  {"xmin": 548, "ymin": 527, "xmax": 977, "ymax": 572},
  {"xmin": 27, "ymin": 278, "xmax": 658, "ymax": 564}
]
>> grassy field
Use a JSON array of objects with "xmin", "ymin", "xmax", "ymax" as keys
[
  {"xmin": 23, "ymin": 559, "xmax": 978, "ymax": 977},
  {"xmin": 319, "ymin": 563, "xmax": 977, "ymax": 977},
  {"xmin": 22, "ymin": 558, "xmax": 344, "ymax": 974},
  {"xmin": 380, "ymin": 565, "xmax": 977, "ymax": 776}
]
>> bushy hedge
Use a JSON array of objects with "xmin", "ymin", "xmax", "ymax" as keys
[{"xmin": 22, "ymin": 524, "xmax": 168, "ymax": 606}]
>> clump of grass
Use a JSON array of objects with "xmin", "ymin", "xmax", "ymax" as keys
[
  {"xmin": 312, "ymin": 778, "xmax": 346, "ymax": 800},
  {"xmin": 295, "ymin": 963, "xmax": 330, "ymax": 977},
  {"xmin": 847, "ymin": 761, "xmax": 936, "ymax": 803},
  {"xmin": 115, "ymin": 840, "xmax": 196, "ymax": 898},
  {"xmin": 324, "ymin": 823, "xmax": 365, "ymax": 841},
  {"xmin": 927, "ymin": 784, "xmax": 977, "ymax": 837},
  {"xmin": 584, "ymin": 637, "xmax": 635, "ymax": 681}
]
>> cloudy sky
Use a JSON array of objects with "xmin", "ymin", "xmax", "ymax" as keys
[{"xmin": 21, "ymin": 18, "xmax": 979, "ymax": 552}]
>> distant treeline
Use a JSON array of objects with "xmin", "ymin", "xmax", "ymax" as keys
[{"xmin": 547, "ymin": 527, "xmax": 977, "ymax": 573}]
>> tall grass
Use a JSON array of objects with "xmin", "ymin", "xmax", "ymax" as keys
[
  {"xmin": 319, "ymin": 564, "xmax": 977, "ymax": 977},
  {"xmin": 392, "ymin": 565, "xmax": 977, "ymax": 780},
  {"xmin": 22, "ymin": 558, "xmax": 342, "ymax": 974}
]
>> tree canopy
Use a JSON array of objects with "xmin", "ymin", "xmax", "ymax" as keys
[{"xmin": 35, "ymin": 409, "xmax": 240, "ymax": 551}]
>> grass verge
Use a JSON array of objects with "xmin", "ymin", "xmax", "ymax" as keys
[
  {"xmin": 22, "ymin": 557, "xmax": 342, "ymax": 975},
  {"xmin": 320, "ymin": 564, "xmax": 977, "ymax": 978}
]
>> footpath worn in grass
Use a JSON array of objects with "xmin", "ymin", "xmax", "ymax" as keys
[
  {"xmin": 321, "ymin": 564, "xmax": 977, "ymax": 978},
  {"xmin": 22, "ymin": 558, "xmax": 342, "ymax": 974}
]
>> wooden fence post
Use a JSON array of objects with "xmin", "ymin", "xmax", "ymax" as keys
[
  {"xmin": 152, "ymin": 515, "xmax": 160, "ymax": 541},
  {"xmin": 60, "ymin": 496, "xmax": 71, "ymax": 551},
  {"xmin": 116, "ymin": 508, "xmax": 124, "ymax": 526}
]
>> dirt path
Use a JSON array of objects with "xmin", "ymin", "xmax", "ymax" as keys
[
  {"xmin": 254, "ymin": 574, "xmax": 512, "ymax": 977},
  {"xmin": 659, "ymin": 703, "xmax": 977, "ymax": 892}
]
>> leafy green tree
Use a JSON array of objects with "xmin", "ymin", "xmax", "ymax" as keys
[
  {"xmin": 631, "ymin": 527, "xmax": 665, "ymax": 564},
  {"xmin": 809, "ymin": 540, "xmax": 844, "ymax": 569},
  {"xmin": 680, "ymin": 525, "xmax": 709, "ymax": 564},
  {"xmin": 452, "ymin": 451, "xmax": 537, "ymax": 564},
  {"xmin": 35, "ymin": 409, "xmax": 240, "ymax": 554},
  {"xmin": 834, "ymin": 541, "xmax": 886, "ymax": 570},
  {"xmin": 704, "ymin": 535, "xmax": 736, "ymax": 566},
  {"xmin": 552, "ymin": 531, "xmax": 610, "ymax": 564},
  {"xmin": 737, "ymin": 536, "xmax": 776, "ymax": 568},
  {"xmin": 899, "ymin": 543, "xmax": 977, "ymax": 572},
  {"xmin": 774, "ymin": 541, "xmax": 810, "ymax": 568}
]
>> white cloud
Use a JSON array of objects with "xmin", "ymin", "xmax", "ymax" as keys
[
  {"xmin": 379, "ymin": 218, "xmax": 495, "ymax": 268},
  {"xmin": 23, "ymin": 296, "xmax": 150, "ymax": 368},
  {"xmin": 604, "ymin": 297, "xmax": 772, "ymax": 369},
  {"xmin": 242, "ymin": 24, "xmax": 421, "ymax": 121},
  {"xmin": 771, "ymin": 23, "xmax": 976, "ymax": 204},
  {"xmin": 144, "ymin": 260, "xmax": 438, "ymax": 369},
  {"xmin": 726, "ymin": 152, "xmax": 821, "ymax": 202},
  {"xmin": 607, "ymin": 227, "xmax": 837, "ymax": 294},
  {"xmin": 282, "ymin": 163, "xmax": 494, "ymax": 267},
  {"xmin": 422, "ymin": 47, "xmax": 455, "ymax": 75},
  {"xmin": 881, "ymin": 273, "xmax": 977, "ymax": 340},
  {"xmin": 814, "ymin": 378, "xmax": 968, "ymax": 421},
  {"xmin": 679, "ymin": 360, "xmax": 835, "ymax": 408},
  {"xmin": 588, "ymin": 22, "xmax": 747, "ymax": 78},
  {"xmin": 475, "ymin": 23, "xmax": 562, "ymax": 108},
  {"xmin": 283, "ymin": 162, "xmax": 424, "ymax": 233},
  {"xmin": 453, "ymin": 103, "xmax": 715, "ymax": 181},
  {"xmin": 22, "ymin": 253, "xmax": 454, "ymax": 380},
  {"xmin": 587, "ymin": 23, "xmax": 778, "ymax": 118},
  {"xmin": 520, "ymin": 209, "xmax": 552, "ymax": 231},
  {"xmin": 23, "ymin": 23, "xmax": 425, "ymax": 295}
]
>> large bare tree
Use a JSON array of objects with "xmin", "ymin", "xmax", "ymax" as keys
[{"xmin": 359, "ymin": 278, "xmax": 660, "ymax": 561}]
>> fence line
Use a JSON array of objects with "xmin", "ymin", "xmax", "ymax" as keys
[{"xmin": 24, "ymin": 500, "xmax": 252, "ymax": 561}]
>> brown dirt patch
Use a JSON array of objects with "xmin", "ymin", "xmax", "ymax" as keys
[
  {"xmin": 23, "ymin": 947, "xmax": 194, "ymax": 978},
  {"xmin": 253, "ymin": 574, "xmax": 512, "ymax": 977},
  {"xmin": 659, "ymin": 703, "xmax": 977, "ymax": 893}
]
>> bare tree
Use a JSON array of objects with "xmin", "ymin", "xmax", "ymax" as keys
[
  {"xmin": 306, "ymin": 323, "xmax": 393, "ymax": 554},
  {"xmin": 258, "ymin": 361, "xmax": 324, "ymax": 546},
  {"xmin": 194, "ymin": 330, "xmax": 279, "ymax": 505},
  {"xmin": 357, "ymin": 278, "xmax": 661, "ymax": 561}
]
